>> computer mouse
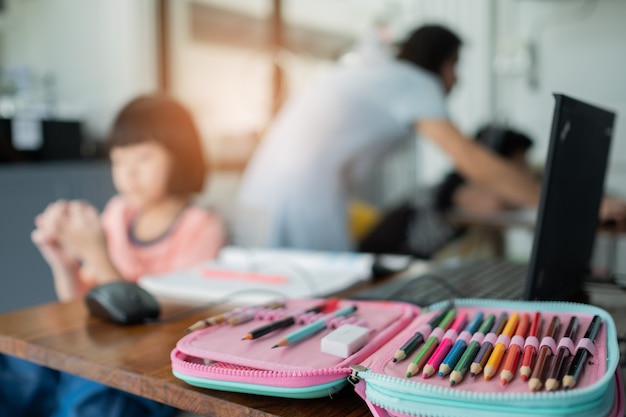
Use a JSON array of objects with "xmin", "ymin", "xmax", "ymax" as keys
[{"xmin": 85, "ymin": 281, "xmax": 161, "ymax": 325}]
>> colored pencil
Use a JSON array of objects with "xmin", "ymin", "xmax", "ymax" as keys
[
  {"xmin": 545, "ymin": 316, "xmax": 579, "ymax": 391},
  {"xmin": 470, "ymin": 312, "xmax": 508, "ymax": 377},
  {"xmin": 519, "ymin": 312, "xmax": 542, "ymax": 381},
  {"xmin": 185, "ymin": 300, "xmax": 285, "ymax": 332},
  {"xmin": 406, "ymin": 309, "xmax": 456, "ymax": 378},
  {"xmin": 562, "ymin": 315, "xmax": 602, "ymax": 390},
  {"xmin": 242, "ymin": 301, "xmax": 331, "ymax": 340},
  {"xmin": 438, "ymin": 312, "xmax": 484, "ymax": 377},
  {"xmin": 500, "ymin": 313, "xmax": 531, "ymax": 385},
  {"xmin": 422, "ymin": 312, "xmax": 468, "ymax": 378},
  {"xmin": 528, "ymin": 316, "xmax": 561, "ymax": 391},
  {"xmin": 450, "ymin": 313, "xmax": 495, "ymax": 386},
  {"xmin": 272, "ymin": 305, "xmax": 357, "ymax": 348},
  {"xmin": 392, "ymin": 302, "xmax": 454, "ymax": 362},
  {"xmin": 484, "ymin": 312, "xmax": 520, "ymax": 380}
]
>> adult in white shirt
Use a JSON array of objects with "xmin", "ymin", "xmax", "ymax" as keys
[{"xmin": 235, "ymin": 25, "xmax": 542, "ymax": 251}]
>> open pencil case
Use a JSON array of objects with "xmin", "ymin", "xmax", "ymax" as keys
[{"xmin": 171, "ymin": 298, "xmax": 624, "ymax": 417}]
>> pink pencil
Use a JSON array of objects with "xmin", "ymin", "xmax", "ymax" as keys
[{"xmin": 422, "ymin": 312, "xmax": 468, "ymax": 378}]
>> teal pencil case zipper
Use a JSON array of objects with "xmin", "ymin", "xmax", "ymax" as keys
[
  {"xmin": 171, "ymin": 298, "xmax": 624, "ymax": 416},
  {"xmin": 171, "ymin": 298, "xmax": 418, "ymax": 398},
  {"xmin": 349, "ymin": 298, "xmax": 623, "ymax": 417}
]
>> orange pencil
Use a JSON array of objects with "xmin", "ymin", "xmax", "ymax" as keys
[
  {"xmin": 519, "ymin": 312, "xmax": 542, "ymax": 381},
  {"xmin": 484, "ymin": 312, "xmax": 519, "ymax": 380},
  {"xmin": 528, "ymin": 316, "xmax": 561, "ymax": 392},
  {"xmin": 500, "ymin": 313, "xmax": 531, "ymax": 385}
]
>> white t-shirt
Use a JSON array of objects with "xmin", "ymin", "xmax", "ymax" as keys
[{"xmin": 236, "ymin": 60, "xmax": 448, "ymax": 251}]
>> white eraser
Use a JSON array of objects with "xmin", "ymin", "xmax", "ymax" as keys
[{"xmin": 321, "ymin": 324, "xmax": 369, "ymax": 358}]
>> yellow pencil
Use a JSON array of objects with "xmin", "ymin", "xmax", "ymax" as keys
[{"xmin": 484, "ymin": 312, "xmax": 519, "ymax": 380}]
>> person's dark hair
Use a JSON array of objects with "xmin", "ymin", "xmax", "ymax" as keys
[
  {"xmin": 397, "ymin": 25, "xmax": 462, "ymax": 75},
  {"xmin": 435, "ymin": 125, "xmax": 534, "ymax": 210},
  {"xmin": 475, "ymin": 125, "xmax": 534, "ymax": 158},
  {"xmin": 108, "ymin": 94, "xmax": 207, "ymax": 195}
]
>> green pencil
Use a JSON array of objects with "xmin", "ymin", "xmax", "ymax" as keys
[
  {"xmin": 406, "ymin": 309, "xmax": 456, "ymax": 377},
  {"xmin": 450, "ymin": 313, "xmax": 495, "ymax": 386}
]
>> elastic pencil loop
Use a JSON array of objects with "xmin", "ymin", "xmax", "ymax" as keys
[
  {"xmin": 575, "ymin": 338, "xmax": 597, "ymax": 357},
  {"xmin": 457, "ymin": 330, "xmax": 472, "ymax": 344},
  {"xmin": 524, "ymin": 336, "xmax": 539, "ymax": 350},
  {"xmin": 469, "ymin": 331, "xmax": 485, "ymax": 344},
  {"xmin": 557, "ymin": 337, "xmax": 576, "ymax": 356},
  {"xmin": 495, "ymin": 334, "xmax": 511, "ymax": 347},
  {"xmin": 509, "ymin": 335, "xmax": 525, "ymax": 348},
  {"xmin": 482, "ymin": 332, "xmax": 498, "ymax": 346},
  {"xmin": 415, "ymin": 324, "xmax": 433, "ymax": 339},
  {"xmin": 295, "ymin": 311, "xmax": 320, "ymax": 324},
  {"xmin": 540, "ymin": 336, "xmax": 557, "ymax": 354},
  {"xmin": 263, "ymin": 310, "xmax": 287, "ymax": 321},
  {"xmin": 254, "ymin": 306, "xmax": 283, "ymax": 320},
  {"xmin": 350, "ymin": 318, "xmax": 369, "ymax": 329},
  {"xmin": 443, "ymin": 329, "xmax": 459, "ymax": 341},
  {"xmin": 430, "ymin": 327, "xmax": 445, "ymax": 341}
]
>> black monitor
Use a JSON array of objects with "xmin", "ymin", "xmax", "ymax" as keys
[{"xmin": 524, "ymin": 94, "xmax": 615, "ymax": 301}]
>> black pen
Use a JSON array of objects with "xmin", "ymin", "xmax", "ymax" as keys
[
  {"xmin": 562, "ymin": 315, "xmax": 602, "ymax": 390},
  {"xmin": 241, "ymin": 300, "xmax": 332, "ymax": 340},
  {"xmin": 392, "ymin": 301, "xmax": 454, "ymax": 362}
]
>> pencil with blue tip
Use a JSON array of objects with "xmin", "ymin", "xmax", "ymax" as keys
[
  {"xmin": 422, "ymin": 311, "xmax": 468, "ymax": 378},
  {"xmin": 438, "ymin": 312, "xmax": 484, "ymax": 377},
  {"xmin": 271, "ymin": 305, "xmax": 357, "ymax": 348},
  {"xmin": 449, "ymin": 313, "xmax": 495, "ymax": 386}
]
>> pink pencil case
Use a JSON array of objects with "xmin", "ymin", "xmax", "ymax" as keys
[{"xmin": 171, "ymin": 298, "xmax": 624, "ymax": 417}]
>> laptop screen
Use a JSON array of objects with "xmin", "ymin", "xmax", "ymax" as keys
[{"xmin": 524, "ymin": 94, "xmax": 615, "ymax": 301}]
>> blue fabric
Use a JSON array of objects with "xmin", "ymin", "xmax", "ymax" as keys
[{"xmin": 0, "ymin": 354, "xmax": 176, "ymax": 417}]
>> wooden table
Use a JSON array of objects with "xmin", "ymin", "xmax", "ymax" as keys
[{"xmin": 0, "ymin": 300, "xmax": 370, "ymax": 417}]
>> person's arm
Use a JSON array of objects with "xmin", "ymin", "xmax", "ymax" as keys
[
  {"xmin": 31, "ymin": 201, "xmax": 90, "ymax": 302},
  {"xmin": 416, "ymin": 119, "xmax": 541, "ymax": 208},
  {"xmin": 57, "ymin": 201, "xmax": 123, "ymax": 287}
]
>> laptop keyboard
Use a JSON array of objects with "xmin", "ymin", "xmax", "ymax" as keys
[{"xmin": 351, "ymin": 258, "xmax": 528, "ymax": 306}]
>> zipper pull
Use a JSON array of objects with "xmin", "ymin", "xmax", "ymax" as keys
[{"xmin": 348, "ymin": 365, "xmax": 368, "ymax": 386}]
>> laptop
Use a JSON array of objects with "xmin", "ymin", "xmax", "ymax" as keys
[{"xmin": 351, "ymin": 93, "xmax": 616, "ymax": 305}]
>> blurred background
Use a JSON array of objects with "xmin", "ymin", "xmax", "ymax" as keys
[{"xmin": 1, "ymin": 0, "xmax": 625, "ymax": 312}]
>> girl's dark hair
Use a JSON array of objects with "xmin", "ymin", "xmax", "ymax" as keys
[
  {"xmin": 108, "ymin": 94, "xmax": 207, "ymax": 195},
  {"xmin": 397, "ymin": 25, "xmax": 462, "ymax": 75}
]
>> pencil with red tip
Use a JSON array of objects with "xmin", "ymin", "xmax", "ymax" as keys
[
  {"xmin": 519, "ymin": 312, "xmax": 542, "ymax": 381},
  {"xmin": 438, "ymin": 311, "xmax": 484, "ymax": 377},
  {"xmin": 422, "ymin": 311, "xmax": 468, "ymax": 379},
  {"xmin": 528, "ymin": 316, "xmax": 561, "ymax": 392}
]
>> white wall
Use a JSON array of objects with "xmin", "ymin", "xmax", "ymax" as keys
[
  {"xmin": 0, "ymin": 0, "xmax": 157, "ymax": 139},
  {"xmin": 494, "ymin": 0, "xmax": 626, "ymax": 195}
]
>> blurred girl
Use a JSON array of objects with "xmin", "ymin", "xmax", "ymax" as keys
[{"xmin": 32, "ymin": 94, "xmax": 225, "ymax": 301}]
